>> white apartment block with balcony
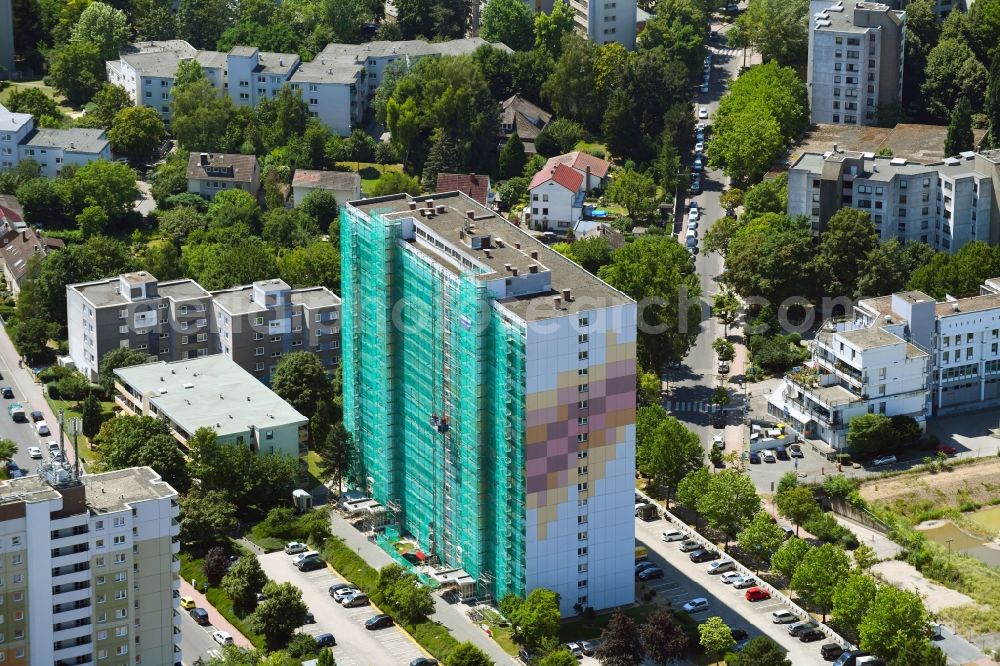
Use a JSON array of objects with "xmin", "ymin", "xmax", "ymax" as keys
[
  {"xmin": 530, "ymin": 0, "xmax": 637, "ymax": 48},
  {"xmin": 787, "ymin": 148, "xmax": 1000, "ymax": 249},
  {"xmin": 0, "ymin": 104, "xmax": 34, "ymax": 170},
  {"xmin": 0, "ymin": 464, "xmax": 180, "ymax": 666},
  {"xmin": 807, "ymin": 0, "xmax": 905, "ymax": 126},
  {"xmin": 768, "ymin": 293, "xmax": 930, "ymax": 450},
  {"xmin": 224, "ymin": 46, "xmax": 300, "ymax": 108}
]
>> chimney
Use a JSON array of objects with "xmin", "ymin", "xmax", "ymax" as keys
[
  {"xmin": 504, "ymin": 263, "xmax": 511, "ymax": 272},
  {"xmin": 436, "ymin": 204, "xmax": 445, "ymax": 213},
  {"xmin": 530, "ymin": 250, "xmax": 538, "ymax": 260},
  {"xmin": 466, "ymin": 210, "xmax": 475, "ymax": 220},
  {"xmin": 511, "ymin": 267, "xmax": 518, "ymax": 276},
  {"xmin": 485, "ymin": 249, "xmax": 492, "ymax": 258},
  {"xmin": 562, "ymin": 288, "xmax": 572, "ymax": 301},
  {"xmin": 425, "ymin": 199, "xmax": 434, "ymax": 209},
  {"xmin": 529, "ymin": 264, "xmax": 538, "ymax": 273},
  {"xmin": 279, "ymin": 59, "xmax": 284, "ymax": 66},
  {"xmin": 514, "ymin": 242, "xmax": 521, "ymax": 250},
  {"xmin": 408, "ymin": 201, "xmax": 417, "ymax": 210},
  {"xmin": 200, "ymin": 152, "xmax": 209, "ymax": 166},
  {"xmin": 586, "ymin": 165, "xmax": 592, "ymax": 192},
  {"xmin": 20, "ymin": 230, "xmax": 26, "ymax": 241},
  {"xmin": 833, "ymin": 143, "xmax": 838, "ymax": 153},
  {"xmin": 553, "ymin": 296, "xmax": 562, "ymax": 310}
]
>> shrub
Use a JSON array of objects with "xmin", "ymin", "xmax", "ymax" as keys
[
  {"xmin": 804, "ymin": 512, "xmax": 859, "ymax": 549},
  {"xmin": 287, "ymin": 632, "xmax": 318, "ymax": 658}
]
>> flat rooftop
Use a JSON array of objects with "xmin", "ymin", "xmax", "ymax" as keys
[
  {"xmin": 211, "ymin": 284, "xmax": 340, "ymax": 313},
  {"xmin": 158, "ymin": 279, "xmax": 212, "ymax": 301},
  {"xmin": 838, "ymin": 325, "xmax": 905, "ymax": 350},
  {"xmin": 788, "ymin": 124, "xmax": 989, "ymax": 167},
  {"xmin": 24, "ymin": 128, "xmax": 109, "ymax": 154},
  {"xmin": 348, "ymin": 192, "xmax": 633, "ymax": 320},
  {"xmin": 114, "ymin": 356, "xmax": 308, "ymax": 438},
  {"xmin": 83, "ymin": 467, "xmax": 178, "ymax": 513},
  {"xmin": 291, "ymin": 286, "xmax": 341, "ymax": 309},
  {"xmin": 937, "ymin": 293, "xmax": 1000, "ymax": 317}
]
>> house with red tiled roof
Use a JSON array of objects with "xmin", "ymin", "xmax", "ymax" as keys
[
  {"xmin": 527, "ymin": 162, "xmax": 587, "ymax": 231},
  {"xmin": 435, "ymin": 172, "xmax": 492, "ymax": 205},
  {"xmin": 0, "ymin": 195, "xmax": 63, "ymax": 296},
  {"xmin": 541, "ymin": 151, "xmax": 611, "ymax": 193}
]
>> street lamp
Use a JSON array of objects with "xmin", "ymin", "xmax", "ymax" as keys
[{"xmin": 946, "ymin": 538, "xmax": 953, "ymax": 563}]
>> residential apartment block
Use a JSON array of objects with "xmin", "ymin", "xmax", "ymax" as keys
[
  {"xmin": 212, "ymin": 279, "xmax": 341, "ymax": 384},
  {"xmin": 186, "ymin": 152, "xmax": 261, "ymax": 200},
  {"xmin": 1, "ymin": 104, "xmax": 111, "ymax": 176},
  {"xmin": 0, "ymin": 0, "xmax": 13, "ymax": 77},
  {"xmin": 807, "ymin": 0, "xmax": 905, "ymax": 126},
  {"xmin": 66, "ymin": 272, "xmax": 340, "ymax": 384},
  {"xmin": 0, "ymin": 464, "xmax": 180, "ymax": 666},
  {"xmin": 114, "ymin": 356, "xmax": 309, "ymax": 457},
  {"xmin": 529, "ymin": 0, "xmax": 637, "ymax": 49},
  {"xmin": 787, "ymin": 148, "xmax": 1000, "ymax": 249},
  {"xmin": 107, "ymin": 38, "xmax": 509, "ymax": 135},
  {"xmin": 342, "ymin": 191, "xmax": 637, "ymax": 615},
  {"xmin": 769, "ymin": 278, "xmax": 1000, "ymax": 448}
]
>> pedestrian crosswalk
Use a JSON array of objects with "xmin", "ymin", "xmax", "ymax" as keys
[{"xmin": 665, "ymin": 400, "xmax": 712, "ymax": 413}]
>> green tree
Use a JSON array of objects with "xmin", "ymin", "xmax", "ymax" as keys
[
  {"xmin": 775, "ymin": 485, "xmax": 819, "ymax": 535},
  {"xmin": 248, "ymin": 581, "xmax": 310, "ymax": 650},
  {"xmin": 676, "ymin": 467, "xmax": 710, "ymax": 516},
  {"xmin": 34, "ymin": 236, "xmax": 136, "ymax": 325},
  {"xmin": 447, "ymin": 643, "xmax": 492, "ymax": 666},
  {"xmin": 707, "ymin": 105, "xmax": 785, "ymax": 185},
  {"xmin": 195, "ymin": 239, "xmax": 279, "ymax": 290},
  {"xmin": 732, "ymin": 0, "xmax": 809, "ymax": 66},
  {"xmin": 859, "ymin": 586, "xmax": 930, "ymax": 663},
  {"xmin": 922, "ymin": 39, "xmax": 988, "ymax": 118},
  {"xmin": 832, "ymin": 573, "xmax": 878, "ymax": 633},
  {"xmin": 84, "ymin": 83, "xmax": 133, "ymax": 129},
  {"xmin": 298, "ymin": 189, "xmax": 340, "ymax": 234},
  {"xmin": 891, "ymin": 638, "xmax": 947, "ymax": 666},
  {"xmin": 317, "ymin": 647, "xmax": 336, "ymax": 666},
  {"xmin": 4, "ymin": 86, "xmax": 63, "ymax": 124},
  {"xmin": 202, "ymin": 546, "xmax": 230, "ymax": 586},
  {"xmin": 534, "ymin": 0, "xmax": 575, "ymax": 58},
  {"xmin": 534, "ymin": 118, "xmax": 587, "ymax": 157},
  {"xmin": 702, "ymin": 216, "xmax": 743, "ymax": 258},
  {"xmin": 553, "ymin": 236, "xmax": 614, "ymax": 274},
  {"xmin": 640, "ymin": 608, "xmax": 687, "ymax": 664},
  {"xmin": 637, "ymin": 414, "xmax": 702, "ymax": 504},
  {"xmin": 698, "ymin": 616, "xmax": 733, "ymax": 659},
  {"xmin": 595, "ymin": 609, "xmax": 644, "ymax": 666},
  {"xmin": 13, "ymin": 317, "xmax": 51, "ymax": 363},
  {"xmin": 178, "ymin": 490, "xmax": 238, "ymax": 548},
  {"xmin": 856, "ymin": 238, "xmax": 934, "ymax": 298},
  {"xmin": 271, "ymin": 352, "xmax": 332, "ymax": 420},
  {"xmin": 480, "ymin": 0, "xmax": 535, "ymax": 51},
  {"xmin": 206, "ymin": 188, "xmax": 261, "ymax": 235},
  {"xmin": 637, "ymin": 0, "xmax": 708, "ymax": 77},
  {"xmin": 770, "ymin": 537, "xmax": 812, "ymax": 581},
  {"xmin": 108, "ymin": 106, "xmax": 165, "ymax": 165},
  {"xmin": 908, "ymin": 241, "xmax": 1000, "ymax": 299},
  {"xmin": 790, "ymin": 543, "xmax": 850, "ymax": 620},
  {"xmin": 944, "ymin": 96, "xmax": 975, "ymax": 157},
  {"xmin": 852, "ymin": 544, "xmax": 878, "ymax": 571},
  {"xmin": 538, "ymin": 650, "xmax": 577, "ymax": 666},
  {"xmin": 172, "ymin": 71, "xmax": 233, "ymax": 151},
  {"xmin": 726, "ymin": 636, "xmax": 791, "ymax": 666},
  {"xmin": 46, "ymin": 41, "xmax": 105, "ymax": 105},
  {"xmin": 712, "ymin": 289, "xmax": 741, "ymax": 335},
  {"xmin": 498, "ymin": 133, "xmax": 527, "ymax": 180},
  {"xmin": 98, "ymin": 347, "xmax": 155, "ymax": 394},
  {"xmin": 277, "ymin": 240, "xmax": 340, "ymax": 290},
  {"xmin": 598, "ymin": 236, "xmax": 701, "ymax": 370},
  {"xmin": 737, "ymin": 511, "xmax": 787, "ymax": 571},
  {"xmin": 377, "ymin": 564, "xmax": 435, "ymax": 624},
  {"xmin": 94, "ymin": 415, "xmax": 191, "ymax": 491},
  {"xmin": 720, "ymin": 187, "xmax": 744, "ymax": 214},
  {"xmin": 542, "ymin": 35, "xmax": 600, "ymax": 131},
  {"xmin": 607, "ymin": 169, "xmax": 658, "ymax": 220},
  {"xmin": 712, "ymin": 338, "xmax": 735, "ymax": 363},
  {"xmin": 314, "ymin": 422, "xmax": 354, "ymax": 490},
  {"xmin": 724, "ymin": 213, "xmax": 816, "ymax": 304},
  {"xmin": 697, "ymin": 469, "xmax": 761, "ymax": 548},
  {"xmin": 177, "ymin": 0, "xmax": 231, "ymax": 48},
  {"xmin": 0, "ymin": 439, "xmax": 17, "ymax": 462},
  {"xmin": 367, "ymin": 171, "xmax": 421, "ymax": 197},
  {"xmin": 814, "ymin": 208, "xmax": 879, "ymax": 298},
  {"xmin": 847, "ymin": 413, "xmax": 894, "ymax": 457},
  {"xmin": 67, "ymin": 159, "xmax": 138, "ymax": 219},
  {"xmin": 71, "ymin": 1, "xmax": 129, "ymax": 60},
  {"xmin": 743, "ymin": 173, "xmax": 789, "ymax": 219},
  {"xmin": 505, "ymin": 588, "xmax": 561, "ymax": 654},
  {"xmin": 222, "ymin": 555, "xmax": 269, "ymax": 616},
  {"xmin": 988, "ymin": 52, "xmax": 1000, "ymax": 148}
]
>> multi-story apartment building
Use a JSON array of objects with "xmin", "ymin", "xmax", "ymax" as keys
[
  {"xmin": 769, "ymin": 279, "xmax": 1000, "ymax": 448},
  {"xmin": 0, "ymin": 0, "xmax": 13, "ymax": 76},
  {"xmin": 212, "ymin": 279, "xmax": 341, "ymax": 384},
  {"xmin": 0, "ymin": 463, "xmax": 181, "ymax": 666},
  {"xmin": 114, "ymin": 356, "xmax": 309, "ymax": 457},
  {"xmin": 66, "ymin": 272, "xmax": 341, "ymax": 384},
  {"xmin": 528, "ymin": 0, "xmax": 637, "ymax": 48},
  {"xmin": 342, "ymin": 191, "xmax": 636, "ymax": 615},
  {"xmin": 807, "ymin": 0, "xmax": 905, "ymax": 126},
  {"xmin": 1, "ymin": 104, "xmax": 111, "ymax": 176},
  {"xmin": 107, "ymin": 38, "xmax": 509, "ymax": 136},
  {"xmin": 787, "ymin": 148, "xmax": 1000, "ymax": 249}
]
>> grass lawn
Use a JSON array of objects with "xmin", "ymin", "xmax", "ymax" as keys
[
  {"xmin": 485, "ymin": 622, "xmax": 518, "ymax": 655},
  {"xmin": 42, "ymin": 396, "xmax": 115, "ymax": 465},
  {"xmin": 558, "ymin": 603, "xmax": 660, "ymax": 642},
  {"xmin": 245, "ymin": 523, "xmax": 285, "ymax": 553},
  {"xmin": 574, "ymin": 141, "xmax": 608, "ymax": 159},
  {"xmin": 180, "ymin": 548, "xmax": 266, "ymax": 650},
  {"xmin": 334, "ymin": 162, "xmax": 404, "ymax": 197}
]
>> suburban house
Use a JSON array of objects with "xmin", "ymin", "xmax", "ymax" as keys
[
  {"xmin": 435, "ymin": 172, "xmax": 492, "ymax": 205},
  {"xmin": 499, "ymin": 95, "xmax": 552, "ymax": 154},
  {"xmin": 108, "ymin": 38, "xmax": 510, "ymax": 136},
  {"xmin": 1, "ymin": 104, "xmax": 111, "ymax": 176},
  {"xmin": 544, "ymin": 151, "xmax": 611, "ymax": 192},
  {"xmin": 114, "ymin": 355, "xmax": 309, "ymax": 457},
  {"xmin": 66, "ymin": 272, "xmax": 340, "ymax": 384},
  {"xmin": 0, "ymin": 210, "xmax": 64, "ymax": 295},
  {"xmin": 291, "ymin": 169, "xmax": 361, "ymax": 207},
  {"xmin": 186, "ymin": 152, "xmax": 261, "ymax": 200},
  {"xmin": 769, "ymin": 277, "xmax": 1000, "ymax": 449},
  {"xmin": 528, "ymin": 163, "xmax": 586, "ymax": 231}
]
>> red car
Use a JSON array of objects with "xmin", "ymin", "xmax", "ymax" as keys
[
  {"xmin": 936, "ymin": 444, "xmax": 957, "ymax": 455},
  {"xmin": 745, "ymin": 587, "xmax": 771, "ymax": 602}
]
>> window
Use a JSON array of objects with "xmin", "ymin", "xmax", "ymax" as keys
[
  {"xmin": 116, "ymin": 645, "xmax": 128, "ymax": 656},
  {"xmin": 255, "ymin": 347, "xmax": 264, "ymax": 356},
  {"xmin": 578, "ymin": 399, "xmax": 588, "ymax": 409},
  {"xmin": 578, "ymin": 351, "xmax": 588, "ymax": 361},
  {"xmin": 114, "ymin": 590, "xmax": 126, "ymax": 600},
  {"xmin": 577, "ymin": 515, "xmax": 588, "ymax": 524},
  {"xmin": 255, "ymin": 316, "xmax": 264, "ymax": 325},
  {"xmin": 115, "ymin": 626, "xmax": 127, "ymax": 637},
  {"xmin": 577, "ymin": 531, "xmax": 588, "ymax": 541},
  {"xmin": 113, "ymin": 535, "xmax": 125, "ymax": 545},
  {"xmin": 578, "ymin": 384, "xmax": 588, "ymax": 393},
  {"xmin": 96, "ymin": 539, "xmax": 105, "ymax": 549},
  {"xmin": 114, "ymin": 554, "xmax": 125, "ymax": 564},
  {"xmin": 10, "ymin": 556, "xmax": 19, "ymax": 566},
  {"xmin": 577, "ymin": 368, "xmax": 588, "ymax": 376},
  {"xmin": 578, "ymin": 334, "xmax": 588, "ymax": 344},
  {"xmin": 577, "ymin": 547, "xmax": 588, "ymax": 556},
  {"xmin": 967, "ymin": 347, "xmax": 974, "ymax": 360},
  {"xmin": 577, "ymin": 433, "xmax": 588, "ymax": 443},
  {"xmin": 578, "ymin": 317, "xmax": 589, "ymax": 327},
  {"xmin": 255, "ymin": 362, "xmax": 265, "ymax": 371}
]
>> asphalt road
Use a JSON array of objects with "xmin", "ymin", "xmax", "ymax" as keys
[
  {"xmin": 258, "ymin": 550, "xmax": 427, "ymax": 666},
  {"xmin": 178, "ymin": 606, "xmax": 225, "ymax": 665},
  {"xmin": 0, "ymin": 370, "xmax": 64, "ymax": 476}
]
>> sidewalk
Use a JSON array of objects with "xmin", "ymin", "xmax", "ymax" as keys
[
  {"xmin": 328, "ymin": 512, "xmax": 518, "ymax": 666},
  {"xmin": 179, "ymin": 579, "xmax": 254, "ymax": 649},
  {"xmin": 0, "ymin": 321, "xmax": 79, "ymax": 468}
]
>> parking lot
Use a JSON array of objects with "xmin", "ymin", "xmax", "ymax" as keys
[
  {"xmin": 258, "ymin": 551, "xmax": 427, "ymax": 666},
  {"xmin": 636, "ymin": 514, "xmax": 844, "ymax": 663}
]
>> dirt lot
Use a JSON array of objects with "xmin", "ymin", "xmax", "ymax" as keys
[{"xmin": 860, "ymin": 458, "xmax": 1000, "ymax": 512}]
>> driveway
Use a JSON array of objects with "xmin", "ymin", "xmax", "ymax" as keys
[
  {"xmin": 257, "ymin": 551, "xmax": 428, "ymax": 666},
  {"xmin": 134, "ymin": 180, "xmax": 156, "ymax": 216},
  {"xmin": 636, "ymin": 514, "xmax": 841, "ymax": 663}
]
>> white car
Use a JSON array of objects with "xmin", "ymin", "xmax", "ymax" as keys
[
  {"xmin": 682, "ymin": 598, "xmax": 709, "ymax": 613},
  {"xmin": 334, "ymin": 586, "xmax": 360, "ymax": 603},
  {"xmin": 292, "ymin": 551, "xmax": 320, "ymax": 566},
  {"xmin": 284, "ymin": 541, "xmax": 308, "ymax": 555},
  {"xmin": 695, "ymin": 123, "xmax": 706, "ymax": 132},
  {"xmin": 761, "ymin": 449, "xmax": 777, "ymax": 463},
  {"xmin": 212, "ymin": 630, "xmax": 234, "ymax": 645},
  {"xmin": 27, "ymin": 446, "xmax": 42, "ymax": 459},
  {"xmin": 707, "ymin": 560, "xmax": 735, "ymax": 574},
  {"xmin": 873, "ymin": 455, "xmax": 898, "ymax": 466},
  {"xmin": 732, "ymin": 575, "xmax": 757, "ymax": 589},
  {"xmin": 720, "ymin": 571, "xmax": 743, "ymax": 584},
  {"xmin": 47, "ymin": 440, "xmax": 60, "ymax": 452},
  {"xmin": 772, "ymin": 610, "xmax": 798, "ymax": 624},
  {"xmin": 712, "ymin": 435, "xmax": 724, "ymax": 449},
  {"xmin": 688, "ymin": 210, "xmax": 698, "ymax": 223},
  {"xmin": 35, "ymin": 421, "xmax": 50, "ymax": 436},
  {"xmin": 698, "ymin": 106, "xmax": 709, "ymax": 119},
  {"xmin": 661, "ymin": 530, "xmax": 686, "ymax": 542},
  {"xmin": 695, "ymin": 141, "xmax": 704, "ymax": 153},
  {"xmin": 687, "ymin": 220, "xmax": 698, "ymax": 232}
]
